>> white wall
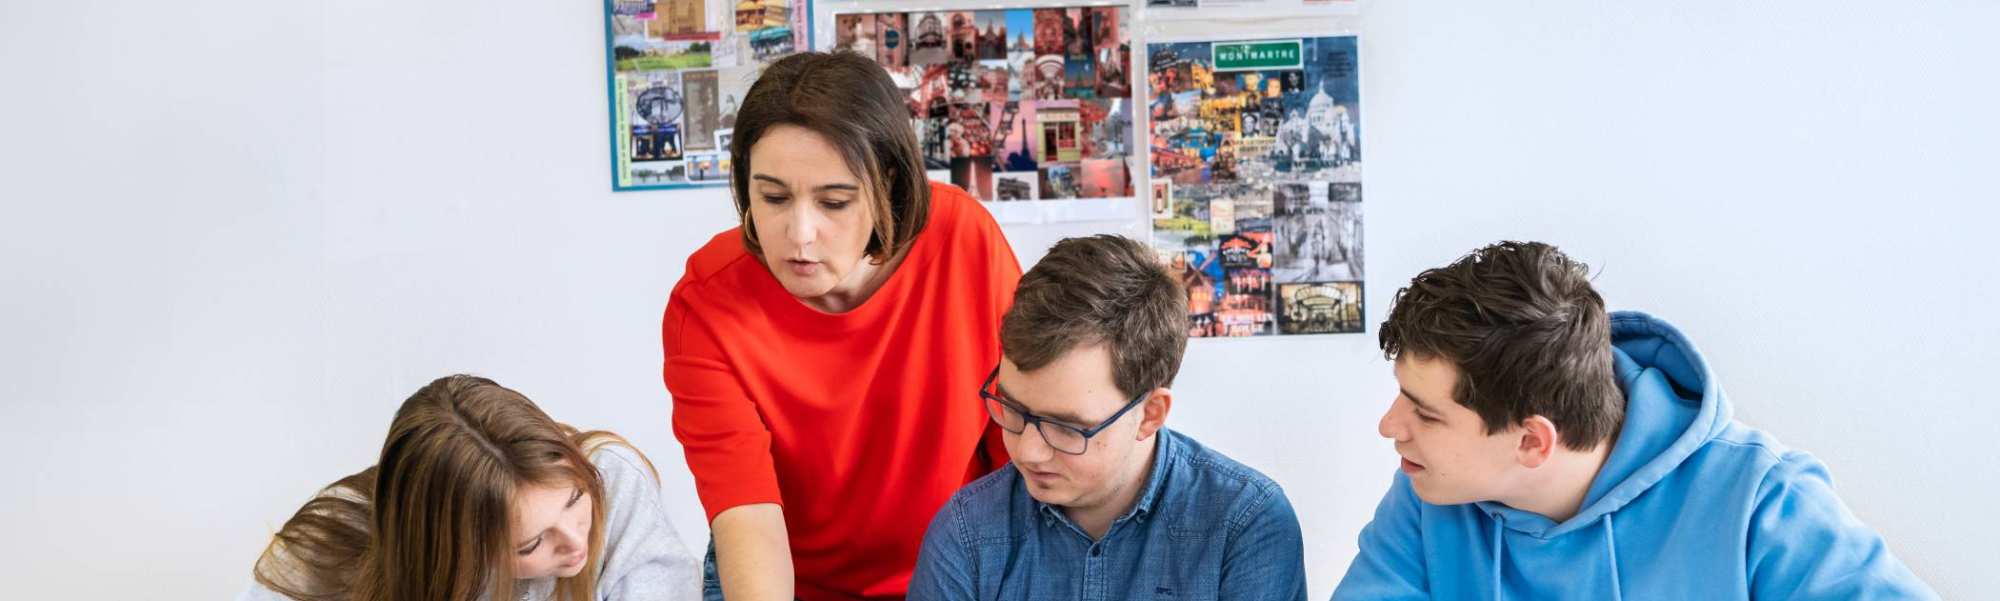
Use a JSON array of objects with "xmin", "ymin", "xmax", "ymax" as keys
[{"xmin": 3, "ymin": 0, "xmax": 1994, "ymax": 599}]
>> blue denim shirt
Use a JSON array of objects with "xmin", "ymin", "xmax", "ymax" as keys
[{"xmin": 908, "ymin": 428, "xmax": 1306, "ymax": 601}]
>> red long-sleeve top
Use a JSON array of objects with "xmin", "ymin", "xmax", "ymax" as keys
[{"xmin": 662, "ymin": 182, "xmax": 1017, "ymax": 600}]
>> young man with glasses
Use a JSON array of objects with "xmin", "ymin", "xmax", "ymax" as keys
[{"xmin": 907, "ymin": 235, "xmax": 1307, "ymax": 601}]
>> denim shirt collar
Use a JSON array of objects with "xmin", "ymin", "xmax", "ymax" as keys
[{"xmin": 1032, "ymin": 428, "xmax": 1178, "ymax": 534}]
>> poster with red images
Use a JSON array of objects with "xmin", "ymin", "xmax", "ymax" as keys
[{"xmin": 831, "ymin": 4, "xmax": 1137, "ymax": 223}]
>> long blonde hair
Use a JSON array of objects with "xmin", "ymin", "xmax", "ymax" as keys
[{"xmin": 253, "ymin": 375, "xmax": 650, "ymax": 601}]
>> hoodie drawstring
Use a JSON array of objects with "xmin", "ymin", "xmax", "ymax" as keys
[
  {"xmin": 1602, "ymin": 514, "xmax": 1625, "ymax": 601},
  {"xmin": 1488, "ymin": 510, "xmax": 1624, "ymax": 601},
  {"xmin": 1490, "ymin": 519, "xmax": 1505, "ymax": 601}
]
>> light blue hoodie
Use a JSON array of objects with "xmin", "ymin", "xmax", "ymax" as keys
[{"xmin": 1333, "ymin": 311, "xmax": 1936, "ymax": 600}]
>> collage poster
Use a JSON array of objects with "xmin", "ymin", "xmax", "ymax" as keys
[
  {"xmin": 1148, "ymin": 35, "xmax": 1364, "ymax": 337},
  {"xmin": 607, "ymin": 0, "xmax": 810, "ymax": 189},
  {"xmin": 1144, "ymin": 0, "xmax": 1357, "ymax": 16},
  {"xmin": 830, "ymin": 5, "xmax": 1136, "ymax": 209}
]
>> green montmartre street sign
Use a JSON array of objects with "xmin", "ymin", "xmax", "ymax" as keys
[{"xmin": 1213, "ymin": 40, "xmax": 1303, "ymax": 71}]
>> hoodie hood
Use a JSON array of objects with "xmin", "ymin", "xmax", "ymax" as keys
[
  {"xmin": 1468, "ymin": 311, "xmax": 1732, "ymax": 601},
  {"xmin": 1478, "ymin": 310, "xmax": 1732, "ymax": 537}
]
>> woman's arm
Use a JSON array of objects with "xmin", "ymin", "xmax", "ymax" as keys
[
  {"xmin": 664, "ymin": 292, "xmax": 795, "ymax": 599},
  {"xmin": 711, "ymin": 503, "xmax": 794, "ymax": 601}
]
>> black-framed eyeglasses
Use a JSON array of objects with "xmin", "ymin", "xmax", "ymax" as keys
[{"xmin": 979, "ymin": 364, "xmax": 1148, "ymax": 456}]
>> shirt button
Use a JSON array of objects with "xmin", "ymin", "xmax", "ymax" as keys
[{"xmin": 1090, "ymin": 546, "xmax": 1102, "ymax": 557}]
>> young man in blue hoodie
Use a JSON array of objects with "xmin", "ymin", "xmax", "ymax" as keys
[
  {"xmin": 1334, "ymin": 241, "xmax": 1935, "ymax": 600},
  {"xmin": 909, "ymin": 235, "xmax": 1308, "ymax": 601}
]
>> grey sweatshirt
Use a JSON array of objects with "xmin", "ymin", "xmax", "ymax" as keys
[{"xmin": 239, "ymin": 444, "xmax": 700, "ymax": 601}]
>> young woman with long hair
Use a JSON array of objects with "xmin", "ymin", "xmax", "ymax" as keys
[{"xmin": 242, "ymin": 375, "xmax": 698, "ymax": 601}]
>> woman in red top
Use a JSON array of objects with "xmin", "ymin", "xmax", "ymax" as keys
[{"xmin": 661, "ymin": 52, "xmax": 1018, "ymax": 601}]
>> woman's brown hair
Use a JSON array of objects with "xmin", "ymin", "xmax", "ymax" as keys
[
  {"xmin": 252, "ymin": 375, "xmax": 649, "ymax": 601},
  {"xmin": 729, "ymin": 50, "xmax": 930, "ymax": 263}
]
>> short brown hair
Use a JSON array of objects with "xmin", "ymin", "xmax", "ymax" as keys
[
  {"xmin": 1379, "ymin": 241, "xmax": 1623, "ymax": 450},
  {"xmin": 730, "ymin": 51, "xmax": 930, "ymax": 262},
  {"xmin": 1002, "ymin": 235, "xmax": 1189, "ymax": 398}
]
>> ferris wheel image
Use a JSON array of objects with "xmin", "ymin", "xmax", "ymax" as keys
[{"xmin": 635, "ymin": 81, "xmax": 683, "ymax": 129}]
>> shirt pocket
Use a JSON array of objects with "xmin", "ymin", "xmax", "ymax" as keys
[{"xmin": 1138, "ymin": 526, "xmax": 1220, "ymax": 601}]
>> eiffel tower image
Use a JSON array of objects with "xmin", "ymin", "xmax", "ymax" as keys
[{"xmin": 990, "ymin": 102, "xmax": 1020, "ymax": 172}]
